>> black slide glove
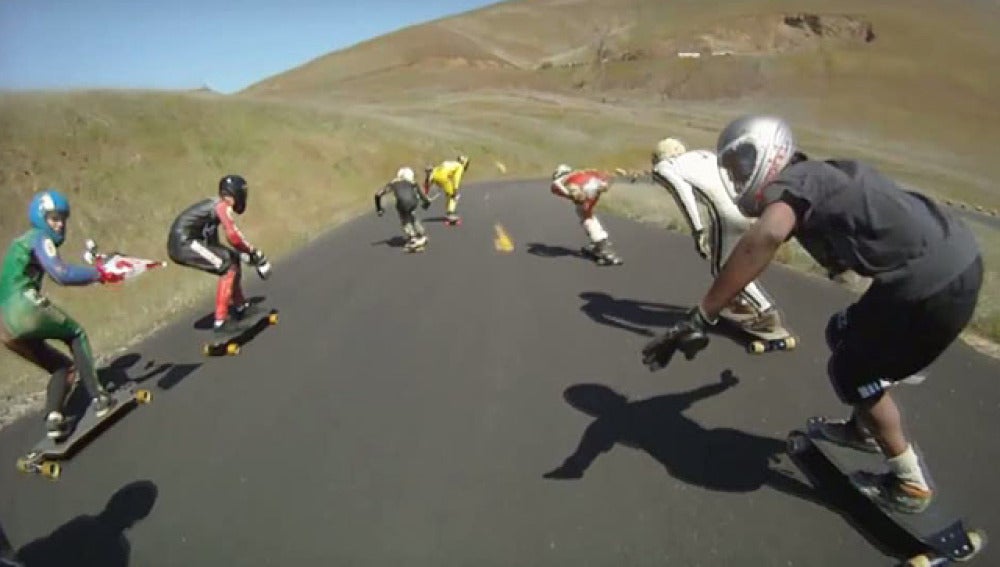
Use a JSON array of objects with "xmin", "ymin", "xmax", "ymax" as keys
[{"xmin": 641, "ymin": 306, "xmax": 713, "ymax": 371}]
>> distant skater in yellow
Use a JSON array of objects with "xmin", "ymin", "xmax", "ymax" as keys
[{"xmin": 423, "ymin": 155, "xmax": 470, "ymax": 226}]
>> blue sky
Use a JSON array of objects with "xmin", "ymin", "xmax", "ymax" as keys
[{"xmin": 0, "ymin": 0, "xmax": 500, "ymax": 94}]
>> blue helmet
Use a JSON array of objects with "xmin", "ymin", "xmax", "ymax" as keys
[{"xmin": 28, "ymin": 189, "xmax": 71, "ymax": 245}]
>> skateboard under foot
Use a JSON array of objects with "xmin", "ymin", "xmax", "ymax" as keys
[
  {"xmin": 580, "ymin": 246, "xmax": 623, "ymax": 266},
  {"xmin": 203, "ymin": 306, "xmax": 278, "ymax": 356},
  {"xmin": 719, "ymin": 316, "xmax": 798, "ymax": 354},
  {"xmin": 787, "ymin": 417, "xmax": 986, "ymax": 566},
  {"xmin": 16, "ymin": 382, "xmax": 152, "ymax": 480}
]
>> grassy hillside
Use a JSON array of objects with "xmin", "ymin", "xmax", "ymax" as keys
[
  {"xmin": 0, "ymin": 90, "xmax": 705, "ymax": 403},
  {"xmin": 2, "ymin": 0, "xmax": 999, "ymax": 409},
  {"xmin": 246, "ymin": 0, "xmax": 1000, "ymax": 209}
]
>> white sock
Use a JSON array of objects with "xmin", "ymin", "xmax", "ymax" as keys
[{"xmin": 887, "ymin": 444, "xmax": 930, "ymax": 492}]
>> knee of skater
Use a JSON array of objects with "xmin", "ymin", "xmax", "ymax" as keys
[
  {"xmin": 827, "ymin": 354, "xmax": 884, "ymax": 405},
  {"xmin": 825, "ymin": 311, "xmax": 848, "ymax": 350}
]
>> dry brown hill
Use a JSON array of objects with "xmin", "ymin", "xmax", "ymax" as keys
[{"xmin": 243, "ymin": 0, "xmax": 1000, "ymax": 209}]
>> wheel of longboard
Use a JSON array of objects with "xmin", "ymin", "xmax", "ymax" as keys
[
  {"xmin": 226, "ymin": 343, "xmax": 240, "ymax": 355},
  {"xmin": 39, "ymin": 461, "xmax": 60, "ymax": 479},
  {"xmin": 15, "ymin": 456, "xmax": 33, "ymax": 473},
  {"xmin": 202, "ymin": 344, "xmax": 211, "ymax": 356},
  {"xmin": 135, "ymin": 389, "xmax": 152, "ymax": 404},
  {"xmin": 784, "ymin": 336, "xmax": 798, "ymax": 349},
  {"xmin": 904, "ymin": 528, "xmax": 986, "ymax": 566},
  {"xmin": 749, "ymin": 341, "xmax": 767, "ymax": 354},
  {"xmin": 268, "ymin": 313, "xmax": 278, "ymax": 325}
]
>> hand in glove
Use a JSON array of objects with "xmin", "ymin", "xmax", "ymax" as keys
[
  {"xmin": 248, "ymin": 249, "xmax": 272, "ymax": 280},
  {"xmin": 95, "ymin": 261, "xmax": 124, "ymax": 284},
  {"xmin": 693, "ymin": 230, "xmax": 710, "ymax": 260},
  {"xmin": 249, "ymin": 249, "xmax": 268, "ymax": 266},
  {"xmin": 641, "ymin": 306, "xmax": 714, "ymax": 371}
]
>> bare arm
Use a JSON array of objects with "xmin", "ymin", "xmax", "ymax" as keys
[{"xmin": 698, "ymin": 201, "xmax": 797, "ymax": 319}]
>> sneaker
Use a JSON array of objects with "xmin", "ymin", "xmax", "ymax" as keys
[
  {"xmin": 811, "ymin": 417, "xmax": 882, "ymax": 454},
  {"xmin": 720, "ymin": 298, "xmax": 756, "ymax": 322},
  {"xmin": 45, "ymin": 411, "xmax": 69, "ymax": 440},
  {"xmin": 92, "ymin": 394, "xmax": 117, "ymax": 418},
  {"xmin": 230, "ymin": 302, "xmax": 252, "ymax": 320},
  {"xmin": 851, "ymin": 471, "xmax": 933, "ymax": 514},
  {"xmin": 741, "ymin": 309, "xmax": 790, "ymax": 340}
]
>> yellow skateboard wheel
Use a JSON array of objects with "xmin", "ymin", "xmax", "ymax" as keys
[
  {"xmin": 40, "ymin": 461, "xmax": 60, "ymax": 479},
  {"xmin": 226, "ymin": 343, "xmax": 240, "ymax": 355}
]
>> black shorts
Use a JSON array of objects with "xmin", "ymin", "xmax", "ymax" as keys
[
  {"xmin": 168, "ymin": 238, "xmax": 239, "ymax": 276},
  {"xmin": 826, "ymin": 256, "xmax": 983, "ymax": 404}
]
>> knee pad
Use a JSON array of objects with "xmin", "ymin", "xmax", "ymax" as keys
[
  {"xmin": 827, "ymin": 350, "xmax": 885, "ymax": 405},
  {"xmin": 825, "ymin": 309, "xmax": 848, "ymax": 350}
]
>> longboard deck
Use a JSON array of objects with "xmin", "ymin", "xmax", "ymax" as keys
[
  {"xmin": 579, "ymin": 247, "xmax": 623, "ymax": 266},
  {"xmin": 788, "ymin": 417, "xmax": 984, "ymax": 565},
  {"xmin": 203, "ymin": 307, "xmax": 278, "ymax": 356},
  {"xmin": 16, "ymin": 382, "xmax": 152, "ymax": 479},
  {"xmin": 717, "ymin": 315, "xmax": 798, "ymax": 354}
]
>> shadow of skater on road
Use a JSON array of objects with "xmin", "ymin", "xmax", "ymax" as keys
[
  {"xmin": 370, "ymin": 235, "xmax": 409, "ymax": 248},
  {"xmin": 577, "ymin": 292, "xmax": 686, "ymax": 337},
  {"xmin": 15, "ymin": 480, "xmax": 158, "ymax": 567},
  {"xmin": 543, "ymin": 372, "xmax": 818, "ymax": 499},
  {"xmin": 544, "ymin": 373, "xmax": 920, "ymax": 560},
  {"xmin": 577, "ymin": 292, "xmax": 768, "ymax": 349},
  {"xmin": 98, "ymin": 352, "xmax": 200, "ymax": 391},
  {"xmin": 526, "ymin": 242, "xmax": 586, "ymax": 261}
]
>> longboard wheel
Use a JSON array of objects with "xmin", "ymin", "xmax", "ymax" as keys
[
  {"xmin": 902, "ymin": 526, "xmax": 985, "ymax": 566},
  {"xmin": 784, "ymin": 336, "xmax": 798, "ymax": 349},
  {"xmin": 749, "ymin": 341, "xmax": 766, "ymax": 354},
  {"xmin": 40, "ymin": 461, "xmax": 60, "ymax": 479},
  {"xmin": 903, "ymin": 555, "xmax": 931, "ymax": 567},
  {"xmin": 16, "ymin": 457, "xmax": 32, "ymax": 473},
  {"xmin": 268, "ymin": 313, "xmax": 278, "ymax": 325},
  {"xmin": 202, "ymin": 344, "xmax": 211, "ymax": 356},
  {"xmin": 135, "ymin": 389, "xmax": 152, "ymax": 404},
  {"xmin": 226, "ymin": 343, "xmax": 240, "ymax": 355}
]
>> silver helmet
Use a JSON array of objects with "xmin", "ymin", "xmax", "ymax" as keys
[{"xmin": 716, "ymin": 115, "xmax": 796, "ymax": 212}]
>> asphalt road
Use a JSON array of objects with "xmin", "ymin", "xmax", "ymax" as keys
[{"xmin": 1, "ymin": 180, "xmax": 998, "ymax": 567}]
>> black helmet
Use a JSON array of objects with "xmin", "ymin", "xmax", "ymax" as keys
[{"xmin": 218, "ymin": 174, "xmax": 248, "ymax": 214}]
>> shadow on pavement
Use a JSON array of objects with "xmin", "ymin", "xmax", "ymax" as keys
[
  {"xmin": 526, "ymin": 242, "xmax": 586, "ymax": 261},
  {"xmin": 544, "ymin": 370, "xmax": 922, "ymax": 562},
  {"xmin": 98, "ymin": 353, "xmax": 201, "ymax": 391},
  {"xmin": 370, "ymin": 235, "xmax": 409, "ymax": 248},
  {"xmin": 14, "ymin": 480, "xmax": 158, "ymax": 567},
  {"xmin": 576, "ymin": 292, "xmax": 769, "ymax": 349}
]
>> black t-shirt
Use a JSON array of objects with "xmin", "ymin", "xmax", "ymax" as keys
[{"xmin": 745, "ymin": 159, "xmax": 980, "ymax": 300}]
